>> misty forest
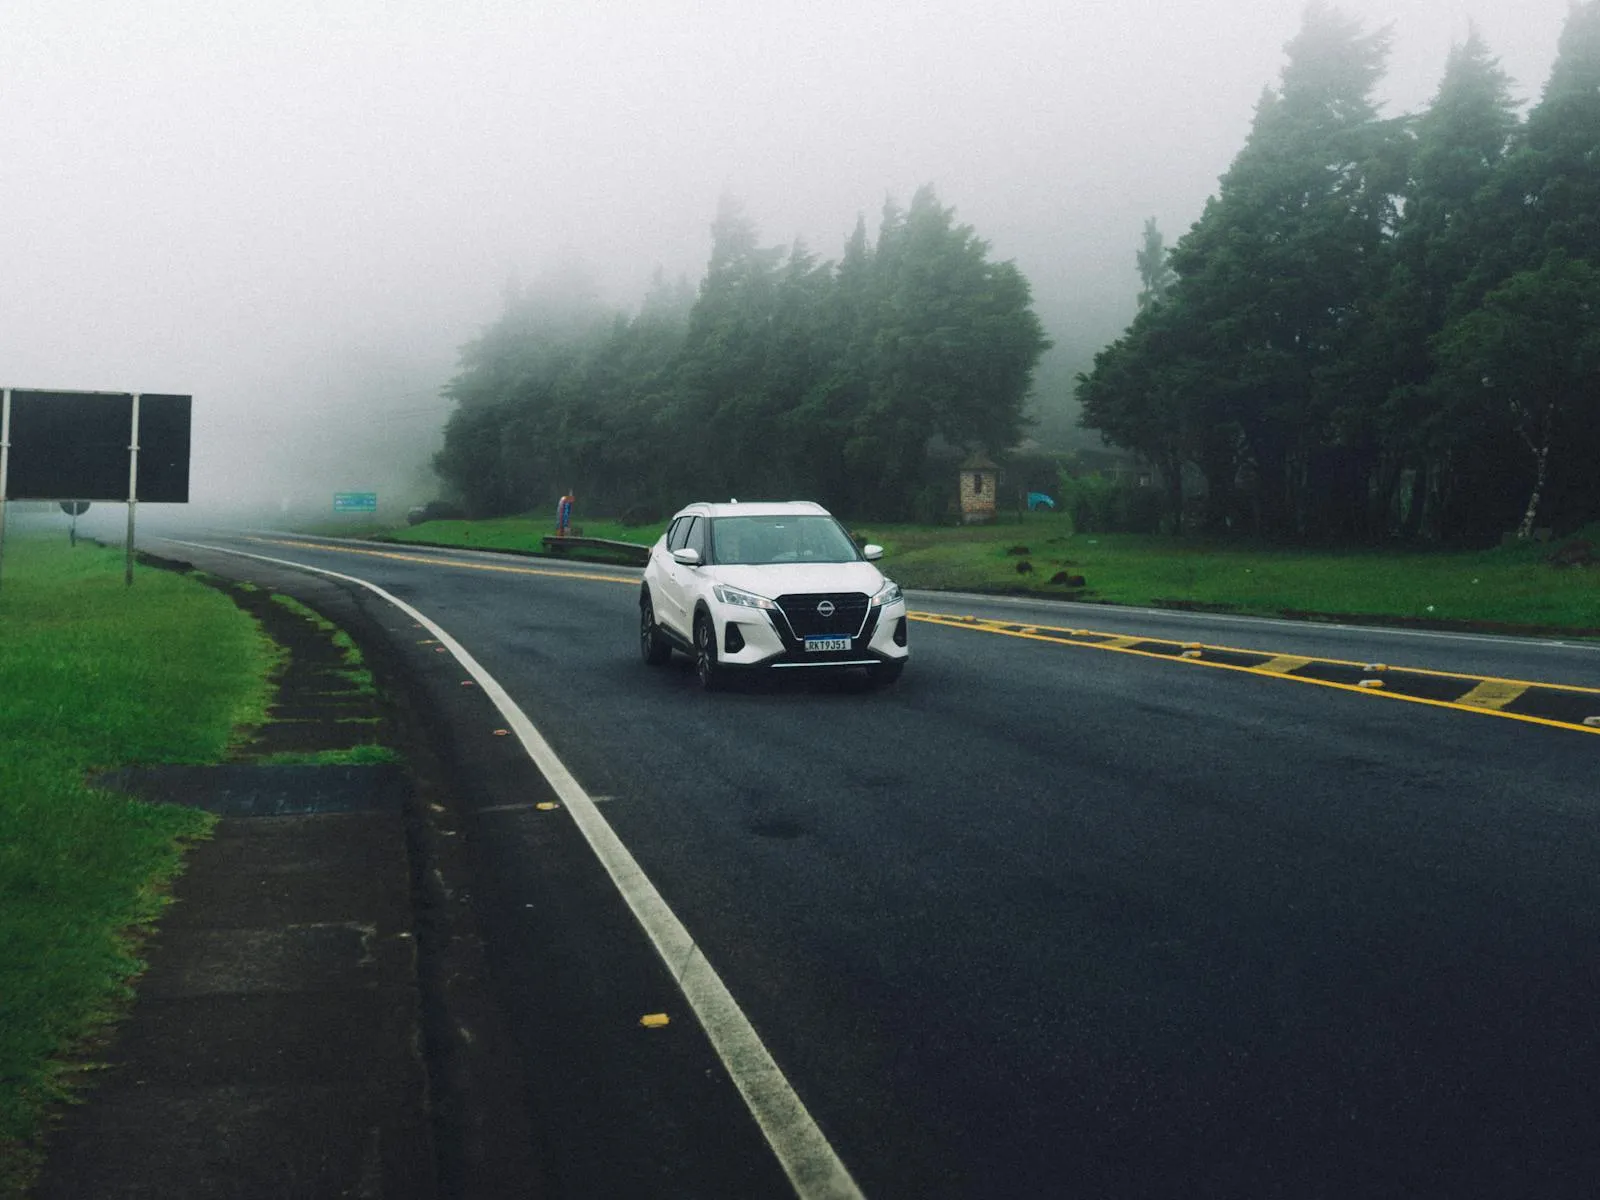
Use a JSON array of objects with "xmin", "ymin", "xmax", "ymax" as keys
[{"xmin": 434, "ymin": 2, "xmax": 1600, "ymax": 544}]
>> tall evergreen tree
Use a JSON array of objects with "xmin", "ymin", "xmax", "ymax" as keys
[
  {"xmin": 1135, "ymin": 218, "xmax": 1176, "ymax": 310},
  {"xmin": 1511, "ymin": 0, "xmax": 1600, "ymax": 265},
  {"xmin": 1158, "ymin": 4, "xmax": 1403, "ymax": 535},
  {"xmin": 848, "ymin": 186, "xmax": 1049, "ymax": 518},
  {"xmin": 1368, "ymin": 25, "xmax": 1519, "ymax": 537},
  {"xmin": 1442, "ymin": 1, "xmax": 1600, "ymax": 535}
]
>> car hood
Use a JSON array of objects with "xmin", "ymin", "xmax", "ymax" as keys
[{"xmin": 706, "ymin": 560, "xmax": 887, "ymax": 599}]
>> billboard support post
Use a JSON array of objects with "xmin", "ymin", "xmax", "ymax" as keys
[
  {"xmin": 0, "ymin": 388, "xmax": 11, "ymax": 592},
  {"xmin": 125, "ymin": 393, "xmax": 141, "ymax": 587}
]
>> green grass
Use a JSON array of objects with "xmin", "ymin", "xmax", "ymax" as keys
[
  {"xmin": 0, "ymin": 536, "xmax": 276, "ymax": 1191},
  {"xmin": 852, "ymin": 513, "xmax": 1600, "ymax": 632},
  {"xmin": 269, "ymin": 595, "xmax": 379, "ymax": 696},
  {"xmin": 252, "ymin": 744, "xmax": 401, "ymax": 766},
  {"xmin": 378, "ymin": 514, "xmax": 662, "ymax": 561}
]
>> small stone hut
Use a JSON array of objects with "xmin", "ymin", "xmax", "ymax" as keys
[{"xmin": 958, "ymin": 453, "xmax": 1000, "ymax": 523}]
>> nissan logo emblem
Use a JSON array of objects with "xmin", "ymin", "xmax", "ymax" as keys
[{"xmin": 817, "ymin": 600, "xmax": 836, "ymax": 618}]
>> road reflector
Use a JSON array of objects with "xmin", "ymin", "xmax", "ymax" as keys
[
  {"xmin": 1585, "ymin": 717, "xmax": 1600, "ymax": 728},
  {"xmin": 435, "ymin": 647, "xmax": 447, "ymax": 653},
  {"xmin": 1185, "ymin": 642, "xmax": 1202, "ymax": 649},
  {"xmin": 493, "ymin": 728, "xmax": 510, "ymax": 736},
  {"xmin": 1363, "ymin": 663, "xmax": 1387, "ymax": 673},
  {"xmin": 1359, "ymin": 679, "xmax": 1385, "ymax": 689},
  {"xmin": 1181, "ymin": 649, "xmax": 1202, "ymax": 659},
  {"xmin": 461, "ymin": 680, "xmax": 476, "ymax": 687},
  {"xmin": 536, "ymin": 801, "xmax": 560, "ymax": 811},
  {"xmin": 640, "ymin": 1013, "xmax": 670, "ymax": 1028}
]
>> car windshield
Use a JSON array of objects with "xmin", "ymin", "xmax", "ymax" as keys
[{"xmin": 710, "ymin": 516, "xmax": 860, "ymax": 565}]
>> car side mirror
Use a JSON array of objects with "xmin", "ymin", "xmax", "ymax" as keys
[
  {"xmin": 862, "ymin": 544, "xmax": 884, "ymax": 561},
  {"xmin": 671, "ymin": 547, "xmax": 702, "ymax": 567}
]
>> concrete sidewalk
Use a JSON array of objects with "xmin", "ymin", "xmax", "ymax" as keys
[{"xmin": 36, "ymin": 765, "xmax": 434, "ymax": 1199}]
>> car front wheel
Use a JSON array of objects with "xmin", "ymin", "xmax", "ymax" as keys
[
  {"xmin": 694, "ymin": 614, "xmax": 722, "ymax": 691},
  {"xmin": 640, "ymin": 592, "xmax": 673, "ymax": 666},
  {"xmin": 867, "ymin": 658, "xmax": 905, "ymax": 687}
]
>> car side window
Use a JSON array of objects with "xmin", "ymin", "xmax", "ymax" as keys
[
  {"xmin": 685, "ymin": 516, "xmax": 709, "ymax": 559},
  {"xmin": 666, "ymin": 517, "xmax": 691, "ymax": 552}
]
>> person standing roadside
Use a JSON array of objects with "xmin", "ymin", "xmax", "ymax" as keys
[{"xmin": 556, "ymin": 491, "xmax": 574, "ymax": 537}]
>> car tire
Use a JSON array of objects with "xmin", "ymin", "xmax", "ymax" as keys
[
  {"xmin": 640, "ymin": 592, "xmax": 672, "ymax": 666},
  {"xmin": 694, "ymin": 613, "xmax": 722, "ymax": 691},
  {"xmin": 866, "ymin": 658, "xmax": 905, "ymax": 687}
]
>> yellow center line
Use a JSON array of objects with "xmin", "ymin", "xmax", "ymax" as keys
[
  {"xmin": 245, "ymin": 536, "xmax": 639, "ymax": 585},
  {"xmin": 906, "ymin": 611, "xmax": 1600, "ymax": 736},
  {"xmin": 907, "ymin": 611, "xmax": 1600, "ymax": 695}
]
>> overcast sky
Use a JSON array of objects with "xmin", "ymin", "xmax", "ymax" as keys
[{"xmin": 0, "ymin": 0, "xmax": 1576, "ymax": 518}]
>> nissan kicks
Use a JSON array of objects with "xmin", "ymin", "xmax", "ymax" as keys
[{"xmin": 639, "ymin": 500, "xmax": 909, "ymax": 689}]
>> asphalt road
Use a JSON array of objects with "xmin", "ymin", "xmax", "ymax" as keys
[{"xmin": 159, "ymin": 532, "xmax": 1600, "ymax": 1199}]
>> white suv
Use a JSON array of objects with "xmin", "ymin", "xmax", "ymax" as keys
[{"xmin": 639, "ymin": 500, "xmax": 909, "ymax": 689}]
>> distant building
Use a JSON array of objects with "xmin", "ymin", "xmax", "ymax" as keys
[{"xmin": 959, "ymin": 453, "xmax": 999, "ymax": 523}]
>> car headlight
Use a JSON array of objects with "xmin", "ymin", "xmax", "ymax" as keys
[
  {"xmin": 712, "ymin": 583, "xmax": 778, "ymax": 610},
  {"xmin": 870, "ymin": 580, "xmax": 903, "ymax": 607}
]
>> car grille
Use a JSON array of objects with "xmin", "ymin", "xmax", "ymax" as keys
[{"xmin": 775, "ymin": 592, "xmax": 870, "ymax": 639}]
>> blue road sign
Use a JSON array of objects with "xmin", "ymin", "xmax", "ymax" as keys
[{"xmin": 333, "ymin": 492, "xmax": 377, "ymax": 512}]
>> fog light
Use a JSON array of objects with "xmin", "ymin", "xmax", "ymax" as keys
[{"xmin": 725, "ymin": 623, "xmax": 746, "ymax": 654}]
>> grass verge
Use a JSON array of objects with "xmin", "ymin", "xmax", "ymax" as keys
[
  {"xmin": 378, "ymin": 514, "xmax": 661, "ymax": 557},
  {"xmin": 851, "ymin": 514, "xmax": 1600, "ymax": 634},
  {"xmin": 0, "ymin": 535, "xmax": 276, "ymax": 1192},
  {"xmin": 270, "ymin": 594, "xmax": 378, "ymax": 696}
]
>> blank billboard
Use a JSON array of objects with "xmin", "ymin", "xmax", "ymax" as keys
[{"xmin": 4, "ymin": 391, "xmax": 191, "ymax": 502}]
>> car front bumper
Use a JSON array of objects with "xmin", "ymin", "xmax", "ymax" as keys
[{"xmin": 713, "ymin": 599, "xmax": 909, "ymax": 669}]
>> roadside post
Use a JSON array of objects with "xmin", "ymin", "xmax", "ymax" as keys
[
  {"xmin": 125, "ymin": 393, "xmax": 140, "ymax": 586},
  {"xmin": 0, "ymin": 389, "xmax": 11, "ymax": 592},
  {"xmin": 61, "ymin": 500, "xmax": 90, "ymax": 546}
]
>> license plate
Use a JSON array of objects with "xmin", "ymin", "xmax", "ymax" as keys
[{"xmin": 805, "ymin": 636, "xmax": 851, "ymax": 652}]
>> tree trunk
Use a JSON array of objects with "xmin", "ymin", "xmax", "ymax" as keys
[
  {"xmin": 1516, "ymin": 442, "xmax": 1550, "ymax": 541},
  {"xmin": 1161, "ymin": 450, "xmax": 1184, "ymax": 535}
]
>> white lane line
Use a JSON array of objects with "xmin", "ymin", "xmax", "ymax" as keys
[{"xmin": 169, "ymin": 539, "xmax": 863, "ymax": 1200}]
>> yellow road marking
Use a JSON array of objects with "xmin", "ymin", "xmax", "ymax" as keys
[
  {"xmin": 247, "ymin": 536, "xmax": 638, "ymax": 585},
  {"xmin": 1456, "ymin": 680, "xmax": 1528, "ymax": 710},
  {"xmin": 1258, "ymin": 655, "xmax": 1312, "ymax": 674},
  {"xmin": 907, "ymin": 611, "xmax": 1600, "ymax": 736},
  {"xmin": 907, "ymin": 612, "xmax": 1600, "ymax": 695}
]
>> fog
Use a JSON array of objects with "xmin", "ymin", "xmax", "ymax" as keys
[{"xmin": 0, "ymin": 1, "xmax": 1573, "ymax": 530}]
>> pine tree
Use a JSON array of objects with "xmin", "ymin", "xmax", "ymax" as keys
[
  {"xmin": 1162, "ymin": 4, "xmax": 1404, "ymax": 535},
  {"xmin": 1135, "ymin": 218, "xmax": 1176, "ymax": 310},
  {"xmin": 1368, "ymin": 25, "xmax": 1520, "ymax": 538}
]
